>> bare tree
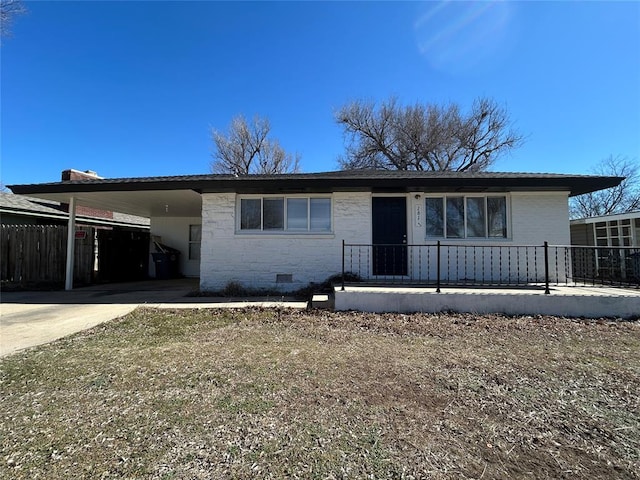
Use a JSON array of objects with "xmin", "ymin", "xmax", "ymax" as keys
[
  {"xmin": 211, "ymin": 115, "xmax": 301, "ymax": 175},
  {"xmin": 1, "ymin": 0, "xmax": 27, "ymax": 41},
  {"xmin": 336, "ymin": 96, "xmax": 523, "ymax": 172},
  {"xmin": 570, "ymin": 155, "xmax": 640, "ymax": 219}
]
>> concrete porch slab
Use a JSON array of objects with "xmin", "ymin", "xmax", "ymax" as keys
[{"xmin": 334, "ymin": 285, "xmax": 640, "ymax": 318}]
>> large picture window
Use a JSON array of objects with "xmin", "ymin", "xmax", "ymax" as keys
[
  {"xmin": 239, "ymin": 196, "xmax": 332, "ymax": 233},
  {"xmin": 425, "ymin": 196, "xmax": 507, "ymax": 239}
]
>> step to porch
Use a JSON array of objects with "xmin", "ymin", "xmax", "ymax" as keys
[{"xmin": 310, "ymin": 294, "xmax": 335, "ymax": 310}]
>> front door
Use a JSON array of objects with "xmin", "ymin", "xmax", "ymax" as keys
[{"xmin": 372, "ymin": 197, "xmax": 407, "ymax": 276}]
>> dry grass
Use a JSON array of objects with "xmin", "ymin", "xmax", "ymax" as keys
[{"xmin": 1, "ymin": 308, "xmax": 639, "ymax": 479}]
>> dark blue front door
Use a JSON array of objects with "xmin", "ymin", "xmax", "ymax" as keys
[{"xmin": 372, "ymin": 197, "xmax": 407, "ymax": 276}]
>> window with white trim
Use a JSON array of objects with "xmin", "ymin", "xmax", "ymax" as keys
[
  {"xmin": 188, "ymin": 224, "xmax": 201, "ymax": 260},
  {"xmin": 425, "ymin": 196, "xmax": 507, "ymax": 239},
  {"xmin": 239, "ymin": 196, "xmax": 332, "ymax": 232}
]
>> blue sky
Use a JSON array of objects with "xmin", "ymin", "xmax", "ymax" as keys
[{"xmin": 2, "ymin": 1, "xmax": 639, "ymax": 187}]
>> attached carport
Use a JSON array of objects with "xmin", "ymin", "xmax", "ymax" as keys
[{"xmin": 8, "ymin": 179, "xmax": 203, "ymax": 290}]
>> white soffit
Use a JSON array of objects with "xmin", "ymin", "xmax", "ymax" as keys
[{"xmin": 16, "ymin": 190, "xmax": 202, "ymax": 218}]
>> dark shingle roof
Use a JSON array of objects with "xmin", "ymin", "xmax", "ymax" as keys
[
  {"xmin": 0, "ymin": 191, "xmax": 64, "ymax": 215},
  {"xmin": 8, "ymin": 170, "xmax": 623, "ymax": 197},
  {"xmin": 0, "ymin": 192, "xmax": 149, "ymax": 227}
]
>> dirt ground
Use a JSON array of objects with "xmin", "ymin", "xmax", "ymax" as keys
[{"xmin": 1, "ymin": 308, "xmax": 639, "ymax": 479}]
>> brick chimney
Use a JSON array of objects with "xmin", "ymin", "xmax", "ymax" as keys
[
  {"xmin": 61, "ymin": 169, "xmax": 113, "ymax": 219},
  {"xmin": 61, "ymin": 169, "xmax": 102, "ymax": 181}
]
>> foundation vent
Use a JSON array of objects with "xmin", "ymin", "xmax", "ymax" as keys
[{"xmin": 276, "ymin": 274, "xmax": 293, "ymax": 284}]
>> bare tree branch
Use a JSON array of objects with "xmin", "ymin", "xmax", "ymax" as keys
[
  {"xmin": 211, "ymin": 115, "xmax": 301, "ymax": 175},
  {"xmin": 570, "ymin": 155, "xmax": 640, "ymax": 219},
  {"xmin": 1, "ymin": 0, "xmax": 27, "ymax": 41},
  {"xmin": 336, "ymin": 96, "xmax": 523, "ymax": 172}
]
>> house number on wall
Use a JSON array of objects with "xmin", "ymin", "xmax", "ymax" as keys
[{"xmin": 414, "ymin": 203, "xmax": 423, "ymax": 228}]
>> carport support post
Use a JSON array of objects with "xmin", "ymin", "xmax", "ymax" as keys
[{"xmin": 65, "ymin": 196, "xmax": 77, "ymax": 291}]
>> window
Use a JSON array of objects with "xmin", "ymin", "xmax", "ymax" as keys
[
  {"xmin": 188, "ymin": 224, "xmax": 201, "ymax": 260},
  {"xmin": 466, "ymin": 197, "xmax": 486, "ymax": 237},
  {"xmin": 240, "ymin": 199, "xmax": 261, "ymax": 230},
  {"xmin": 287, "ymin": 198, "xmax": 308, "ymax": 230},
  {"xmin": 310, "ymin": 198, "xmax": 331, "ymax": 231},
  {"xmin": 425, "ymin": 196, "xmax": 507, "ymax": 239},
  {"xmin": 446, "ymin": 197, "xmax": 465, "ymax": 238},
  {"xmin": 425, "ymin": 197, "xmax": 444, "ymax": 237},
  {"xmin": 594, "ymin": 218, "xmax": 635, "ymax": 247},
  {"xmin": 239, "ymin": 196, "xmax": 332, "ymax": 233},
  {"xmin": 263, "ymin": 198, "xmax": 284, "ymax": 230},
  {"xmin": 487, "ymin": 197, "xmax": 507, "ymax": 238}
]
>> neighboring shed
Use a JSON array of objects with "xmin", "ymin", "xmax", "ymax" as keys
[
  {"xmin": 570, "ymin": 211, "xmax": 640, "ymax": 248},
  {"xmin": 570, "ymin": 212, "xmax": 640, "ymax": 283}
]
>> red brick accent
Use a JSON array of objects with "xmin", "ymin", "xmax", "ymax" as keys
[
  {"xmin": 61, "ymin": 169, "xmax": 113, "ymax": 219},
  {"xmin": 61, "ymin": 169, "xmax": 101, "ymax": 181},
  {"xmin": 76, "ymin": 205, "xmax": 113, "ymax": 219}
]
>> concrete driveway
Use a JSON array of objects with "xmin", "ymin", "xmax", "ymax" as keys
[{"xmin": 0, "ymin": 279, "xmax": 307, "ymax": 358}]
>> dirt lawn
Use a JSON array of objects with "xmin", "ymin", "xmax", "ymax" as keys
[{"xmin": 1, "ymin": 308, "xmax": 639, "ymax": 479}]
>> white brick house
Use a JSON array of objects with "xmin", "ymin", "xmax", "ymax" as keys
[{"xmin": 9, "ymin": 170, "xmax": 622, "ymax": 291}]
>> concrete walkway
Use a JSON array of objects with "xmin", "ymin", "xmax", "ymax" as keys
[{"xmin": 0, "ymin": 279, "xmax": 307, "ymax": 358}]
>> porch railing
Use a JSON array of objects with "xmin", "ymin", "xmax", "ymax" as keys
[{"xmin": 341, "ymin": 241, "xmax": 640, "ymax": 292}]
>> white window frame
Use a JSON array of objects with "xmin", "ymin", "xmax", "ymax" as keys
[
  {"xmin": 236, "ymin": 195, "xmax": 333, "ymax": 234},
  {"xmin": 188, "ymin": 224, "xmax": 202, "ymax": 260},
  {"xmin": 424, "ymin": 194, "xmax": 510, "ymax": 240}
]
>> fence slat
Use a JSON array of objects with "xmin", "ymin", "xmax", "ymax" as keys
[{"xmin": 1, "ymin": 225, "xmax": 94, "ymax": 287}]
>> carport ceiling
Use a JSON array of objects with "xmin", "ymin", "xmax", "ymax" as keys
[{"xmin": 18, "ymin": 190, "xmax": 202, "ymax": 218}]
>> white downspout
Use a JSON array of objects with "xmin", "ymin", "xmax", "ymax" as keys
[{"xmin": 65, "ymin": 196, "xmax": 77, "ymax": 290}]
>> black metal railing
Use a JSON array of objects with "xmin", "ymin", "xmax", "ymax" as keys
[
  {"xmin": 341, "ymin": 241, "xmax": 640, "ymax": 292},
  {"xmin": 563, "ymin": 245, "xmax": 640, "ymax": 287}
]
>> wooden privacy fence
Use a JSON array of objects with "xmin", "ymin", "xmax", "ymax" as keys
[{"xmin": 1, "ymin": 225, "xmax": 95, "ymax": 286}]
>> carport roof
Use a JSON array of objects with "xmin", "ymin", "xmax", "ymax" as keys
[{"xmin": 8, "ymin": 170, "xmax": 622, "ymax": 218}]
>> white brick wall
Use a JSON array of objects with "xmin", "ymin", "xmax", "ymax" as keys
[
  {"xmin": 510, "ymin": 192, "xmax": 570, "ymax": 245},
  {"xmin": 198, "ymin": 190, "xmax": 571, "ymax": 291},
  {"xmin": 199, "ymin": 192, "xmax": 371, "ymax": 291}
]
